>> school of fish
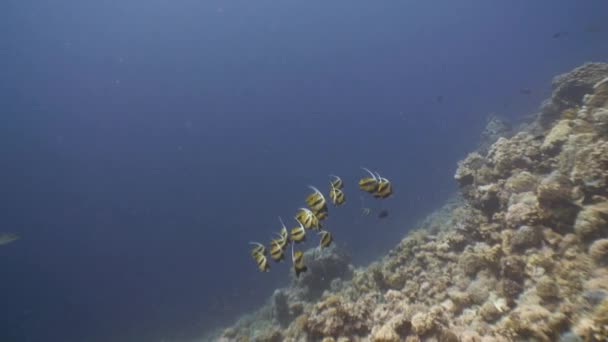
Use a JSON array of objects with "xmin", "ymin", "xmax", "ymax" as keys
[{"xmin": 249, "ymin": 168, "xmax": 392, "ymax": 277}]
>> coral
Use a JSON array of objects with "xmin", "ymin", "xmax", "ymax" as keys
[
  {"xmin": 510, "ymin": 225, "xmax": 542, "ymax": 251},
  {"xmin": 574, "ymin": 202, "xmax": 608, "ymax": 240},
  {"xmin": 585, "ymin": 77, "xmax": 608, "ymax": 109},
  {"xmin": 480, "ymin": 301, "xmax": 503, "ymax": 322},
  {"xmin": 501, "ymin": 304, "xmax": 555, "ymax": 340},
  {"xmin": 540, "ymin": 62, "xmax": 608, "ymax": 127},
  {"xmin": 503, "ymin": 171, "xmax": 539, "ymax": 198},
  {"xmin": 454, "ymin": 152, "xmax": 492, "ymax": 187},
  {"xmin": 536, "ymin": 276, "xmax": 560, "ymax": 301},
  {"xmin": 370, "ymin": 314, "xmax": 411, "ymax": 342},
  {"xmin": 570, "ymin": 140, "xmax": 608, "ymax": 195},
  {"xmin": 537, "ymin": 172, "xmax": 574, "ymax": 204},
  {"xmin": 271, "ymin": 290, "xmax": 291, "ymax": 326},
  {"xmin": 305, "ymin": 293, "xmax": 373, "ymax": 338},
  {"xmin": 589, "ymin": 239, "xmax": 608, "ymax": 264},
  {"xmin": 215, "ymin": 63, "xmax": 608, "ymax": 342},
  {"xmin": 411, "ymin": 312, "xmax": 436, "ymax": 336},
  {"xmin": 542, "ymin": 119, "xmax": 575, "ymax": 154},
  {"xmin": 505, "ymin": 192, "xmax": 543, "ymax": 228},
  {"xmin": 589, "ymin": 299, "xmax": 608, "ymax": 340},
  {"xmin": 479, "ymin": 114, "xmax": 513, "ymax": 153},
  {"xmin": 458, "ymin": 243, "xmax": 499, "ymax": 277},
  {"xmin": 486, "ymin": 133, "xmax": 542, "ymax": 177}
]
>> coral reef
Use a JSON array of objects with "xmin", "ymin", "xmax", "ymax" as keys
[{"xmin": 210, "ymin": 62, "xmax": 608, "ymax": 342}]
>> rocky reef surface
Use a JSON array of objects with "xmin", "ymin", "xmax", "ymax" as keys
[{"xmin": 211, "ymin": 63, "xmax": 608, "ymax": 342}]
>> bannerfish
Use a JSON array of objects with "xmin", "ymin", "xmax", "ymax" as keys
[
  {"xmin": 291, "ymin": 244, "xmax": 308, "ymax": 278},
  {"xmin": 329, "ymin": 175, "xmax": 344, "ymax": 190},
  {"xmin": 269, "ymin": 239, "xmax": 285, "ymax": 262},
  {"xmin": 255, "ymin": 252, "xmax": 270, "ymax": 272},
  {"xmin": 329, "ymin": 184, "xmax": 345, "ymax": 206},
  {"xmin": 359, "ymin": 167, "xmax": 379, "ymax": 193},
  {"xmin": 318, "ymin": 230, "xmax": 333, "ymax": 249},
  {"xmin": 249, "ymin": 241, "xmax": 266, "ymax": 257},
  {"xmin": 290, "ymin": 221, "xmax": 306, "ymax": 243},
  {"xmin": 306, "ymin": 186, "xmax": 328, "ymax": 213},
  {"xmin": 373, "ymin": 172, "xmax": 393, "ymax": 199},
  {"xmin": 295, "ymin": 208, "xmax": 320, "ymax": 230}
]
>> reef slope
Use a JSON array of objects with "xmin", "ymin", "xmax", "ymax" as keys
[{"xmin": 214, "ymin": 62, "xmax": 608, "ymax": 342}]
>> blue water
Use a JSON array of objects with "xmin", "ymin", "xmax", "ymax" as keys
[{"xmin": 1, "ymin": 1, "xmax": 607, "ymax": 341}]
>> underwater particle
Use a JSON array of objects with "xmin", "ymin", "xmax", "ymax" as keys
[
  {"xmin": 378, "ymin": 210, "xmax": 389, "ymax": 219},
  {"xmin": 0, "ymin": 232, "xmax": 19, "ymax": 245},
  {"xmin": 589, "ymin": 239, "xmax": 608, "ymax": 264}
]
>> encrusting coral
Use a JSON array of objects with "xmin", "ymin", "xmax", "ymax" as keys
[{"xmin": 210, "ymin": 62, "xmax": 608, "ymax": 342}]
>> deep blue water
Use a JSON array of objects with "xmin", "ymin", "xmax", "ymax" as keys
[{"xmin": 1, "ymin": 1, "xmax": 607, "ymax": 341}]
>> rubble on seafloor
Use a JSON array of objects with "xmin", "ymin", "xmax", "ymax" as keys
[{"xmin": 214, "ymin": 63, "xmax": 608, "ymax": 342}]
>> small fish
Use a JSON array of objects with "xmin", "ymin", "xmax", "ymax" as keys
[
  {"xmin": 361, "ymin": 207, "xmax": 372, "ymax": 216},
  {"xmin": 318, "ymin": 230, "xmax": 333, "ymax": 249},
  {"xmin": 306, "ymin": 186, "xmax": 328, "ymax": 213},
  {"xmin": 269, "ymin": 239, "xmax": 285, "ymax": 262},
  {"xmin": 552, "ymin": 31, "xmax": 568, "ymax": 39},
  {"xmin": 254, "ymin": 253, "xmax": 270, "ymax": 272},
  {"xmin": 378, "ymin": 209, "xmax": 389, "ymax": 219},
  {"xmin": 329, "ymin": 185, "xmax": 345, "ymax": 206},
  {"xmin": 0, "ymin": 232, "xmax": 19, "ymax": 246},
  {"xmin": 291, "ymin": 244, "xmax": 308, "ymax": 278},
  {"xmin": 373, "ymin": 172, "xmax": 393, "ymax": 199},
  {"xmin": 295, "ymin": 208, "xmax": 320, "ymax": 230},
  {"xmin": 436, "ymin": 95, "xmax": 443, "ymax": 103},
  {"xmin": 329, "ymin": 175, "xmax": 344, "ymax": 190},
  {"xmin": 249, "ymin": 241, "xmax": 266, "ymax": 257},
  {"xmin": 290, "ymin": 221, "xmax": 307, "ymax": 243}
]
